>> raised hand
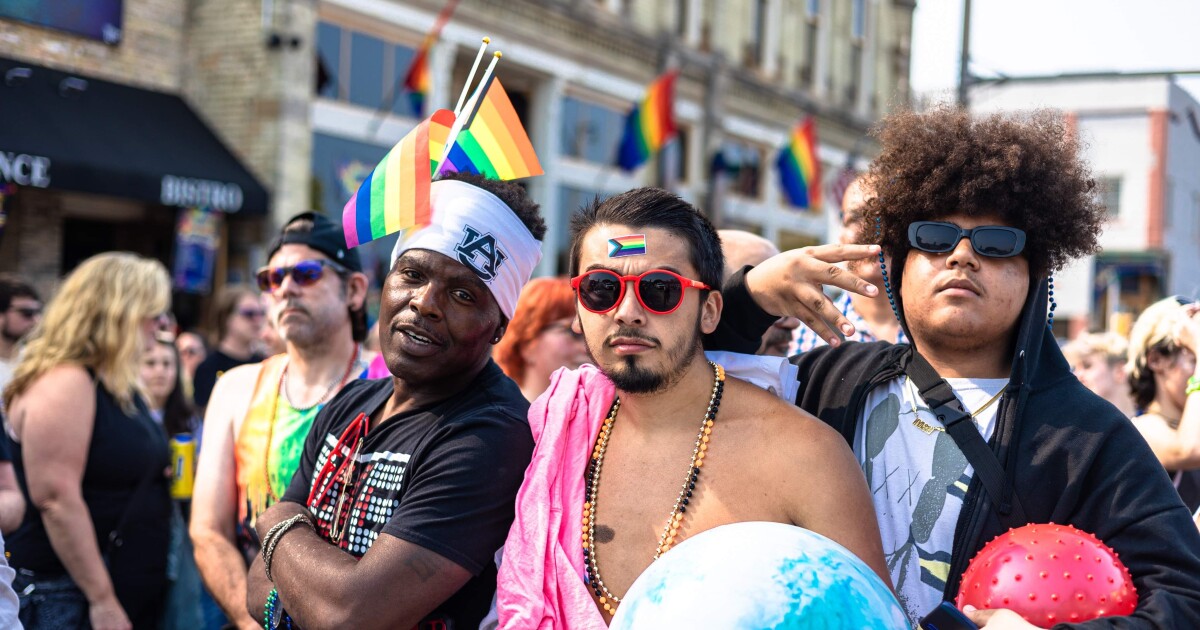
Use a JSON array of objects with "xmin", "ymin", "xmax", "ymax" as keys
[{"xmin": 743, "ymin": 244, "xmax": 882, "ymax": 347}]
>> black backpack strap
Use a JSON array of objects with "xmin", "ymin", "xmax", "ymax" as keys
[{"xmin": 905, "ymin": 350, "xmax": 1028, "ymax": 526}]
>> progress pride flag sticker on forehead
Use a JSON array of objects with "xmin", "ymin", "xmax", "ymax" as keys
[{"xmin": 608, "ymin": 234, "xmax": 647, "ymax": 258}]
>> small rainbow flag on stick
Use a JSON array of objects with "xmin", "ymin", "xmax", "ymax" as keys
[
  {"xmin": 777, "ymin": 117, "xmax": 822, "ymax": 210},
  {"xmin": 607, "ymin": 234, "xmax": 647, "ymax": 257},
  {"xmin": 437, "ymin": 73, "xmax": 542, "ymax": 180},
  {"xmin": 616, "ymin": 71, "xmax": 678, "ymax": 172},
  {"xmin": 342, "ymin": 109, "xmax": 454, "ymax": 247}
]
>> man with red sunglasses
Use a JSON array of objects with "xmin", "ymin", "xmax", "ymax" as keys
[
  {"xmin": 192, "ymin": 211, "xmax": 371, "ymax": 630},
  {"xmin": 493, "ymin": 187, "xmax": 891, "ymax": 627},
  {"xmin": 710, "ymin": 107, "xmax": 1200, "ymax": 628}
]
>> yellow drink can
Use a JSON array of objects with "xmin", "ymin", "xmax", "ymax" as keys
[{"xmin": 169, "ymin": 433, "xmax": 196, "ymax": 500}]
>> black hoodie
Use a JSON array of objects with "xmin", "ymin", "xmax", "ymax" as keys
[{"xmin": 708, "ymin": 271, "xmax": 1200, "ymax": 628}]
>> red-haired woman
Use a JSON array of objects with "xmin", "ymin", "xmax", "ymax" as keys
[{"xmin": 494, "ymin": 277, "xmax": 590, "ymax": 401}]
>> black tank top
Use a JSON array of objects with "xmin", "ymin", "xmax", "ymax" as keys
[{"xmin": 10, "ymin": 378, "xmax": 171, "ymax": 626}]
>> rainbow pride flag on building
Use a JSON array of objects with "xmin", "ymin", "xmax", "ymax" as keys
[
  {"xmin": 402, "ymin": 46, "xmax": 431, "ymax": 117},
  {"xmin": 400, "ymin": 0, "xmax": 459, "ymax": 117},
  {"xmin": 437, "ymin": 75, "xmax": 542, "ymax": 180},
  {"xmin": 341, "ymin": 109, "xmax": 454, "ymax": 247},
  {"xmin": 616, "ymin": 71, "xmax": 677, "ymax": 172},
  {"xmin": 777, "ymin": 117, "xmax": 822, "ymax": 210}
]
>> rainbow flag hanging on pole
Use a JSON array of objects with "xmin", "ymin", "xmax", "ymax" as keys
[
  {"xmin": 615, "ymin": 71, "xmax": 678, "ymax": 172},
  {"xmin": 437, "ymin": 75, "xmax": 542, "ymax": 180},
  {"xmin": 777, "ymin": 117, "xmax": 822, "ymax": 210},
  {"xmin": 401, "ymin": 0, "xmax": 461, "ymax": 117},
  {"xmin": 342, "ymin": 109, "xmax": 455, "ymax": 247}
]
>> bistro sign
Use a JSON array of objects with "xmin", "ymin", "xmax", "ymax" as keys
[
  {"xmin": 160, "ymin": 175, "xmax": 244, "ymax": 213},
  {"xmin": 0, "ymin": 151, "xmax": 51, "ymax": 188}
]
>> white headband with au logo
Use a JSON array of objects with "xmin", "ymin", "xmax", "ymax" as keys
[{"xmin": 390, "ymin": 179, "xmax": 543, "ymax": 319}]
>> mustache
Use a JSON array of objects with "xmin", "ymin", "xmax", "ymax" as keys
[
  {"xmin": 604, "ymin": 327, "xmax": 660, "ymax": 347},
  {"xmin": 276, "ymin": 301, "xmax": 309, "ymax": 316}
]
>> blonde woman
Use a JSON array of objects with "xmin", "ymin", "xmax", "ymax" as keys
[
  {"xmin": 6, "ymin": 253, "xmax": 173, "ymax": 630},
  {"xmin": 1062, "ymin": 331, "xmax": 1136, "ymax": 417},
  {"xmin": 1127, "ymin": 296, "xmax": 1200, "ymax": 511}
]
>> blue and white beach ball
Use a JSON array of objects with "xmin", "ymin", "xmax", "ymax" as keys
[{"xmin": 610, "ymin": 522, "xmax": 909, "ymax": 629}]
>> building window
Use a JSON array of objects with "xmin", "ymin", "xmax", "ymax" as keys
[
  {"xmin": 851, "ymin": 0, "xmax": 866, "ymax": 40},
  {"xmin": 560, "ymin": 96, "xmax": 626, "ymax": 165},
  {"xmin": 1100, "ymin": 177, "xmax": 1121, "ymax": 218},
  {"xmin": 718, "ymin": 140, "xmax": 763, "ymax": 199},
  {"xmin": 315, "ymin": 21, "xmax": 417, "ymax": 114},
  {"xmin": 349, "ymin": 32, "xmax": 386, "ymax": 109},
  {"xmin": 316, "ymin": 22, "xmax": 342, "ymax": 99},
  {"xmin": 801, "ymin": 0, "xmax": 820, "ymax": 89},
  {"xmin": 661, "ymin": 127, "xmax": 690, "ymax": 185},
  {"xmin": 676, "ymin": 0, "xmax": 689, "ymax": 37},
  {"xmin": 750, "ymin": 0, "xmax": 769, "ymax": 69}
]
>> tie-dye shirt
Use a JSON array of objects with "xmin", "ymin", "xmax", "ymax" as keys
[
  {"xmin": 233, "ymin": 353, "xmax": 365, "ymax": 560},
  {"xmin": 854, "ymin": 375, "xmax": 1006, "ymax": 625}
]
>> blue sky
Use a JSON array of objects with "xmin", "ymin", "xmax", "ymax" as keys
[{"xmin": 911, "ymin": 0, "xmax": 1200, "ymax": 102}]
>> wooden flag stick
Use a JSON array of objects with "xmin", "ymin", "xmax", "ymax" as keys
[{"xmin": 454, "ymin": 37, "xmax": 490, "ymax": 116}]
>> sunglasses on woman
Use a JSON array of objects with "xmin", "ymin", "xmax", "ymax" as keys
[
  {"xmin": 255, "ymin": 259, "xmax": 346, "ymax": 293},
  {"xmin": 571, "ymin": 269, "xmax": 711, "ymax": 315},
  {"xmin": 908, "ymin": 221, "xmax": 1027, "ymax": 258}
]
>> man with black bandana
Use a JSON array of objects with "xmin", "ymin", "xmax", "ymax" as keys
[
  {"xmin": 709, "ymin": 107, "xmax": 1200, "ymax": 628},
  {"xmin": 246, "ymin": 174, "xmax": 542, "ymax": 630}
]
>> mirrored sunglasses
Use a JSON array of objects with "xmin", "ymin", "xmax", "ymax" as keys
[{"xmin": 255, "ymin": 259, "xmax": 345, "ymax": 293}]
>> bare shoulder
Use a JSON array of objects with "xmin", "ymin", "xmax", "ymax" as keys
[
  {"xmin": 10, "ymin": 364, "xmax": 94, "ymax": 435},
  {"xmin": 206, "ymin": 361, "xmax": 265, "ymax": 433},
  {"xmin": 720, "ymin": 376, "xmax": 843, "ymax": 448}
]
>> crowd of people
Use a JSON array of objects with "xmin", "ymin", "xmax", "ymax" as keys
[{"xmin": 0, "ymin": 105, "xmax": 1198, "ymax": 630}]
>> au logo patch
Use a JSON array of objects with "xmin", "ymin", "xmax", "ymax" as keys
[{"xmin": 455, "ymin": 225, "xmax": 508, "ymax": 282}]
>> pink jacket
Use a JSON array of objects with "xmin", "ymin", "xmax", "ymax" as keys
[{"xmin": 495, "ymin": 365, "xmax": 614, "ymax": 630}]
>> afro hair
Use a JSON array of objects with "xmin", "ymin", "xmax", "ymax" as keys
[{"xmin": 862, "ymin": 105, "xmax": 1105, "ymax": 280}]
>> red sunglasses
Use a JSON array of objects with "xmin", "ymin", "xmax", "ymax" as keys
[{"xmin": 571, "ymin": 269, "xmax": 711, "ymax": 315}]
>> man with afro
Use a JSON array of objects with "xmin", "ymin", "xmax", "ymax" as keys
[{"xmin": 709, "ymin": 106, "xmax": 1200, "ymax": 628}]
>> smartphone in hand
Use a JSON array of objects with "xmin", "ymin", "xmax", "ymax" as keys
[{"xmin": 919, "ymin": 602, "xmax": 979, "ymax": 630}]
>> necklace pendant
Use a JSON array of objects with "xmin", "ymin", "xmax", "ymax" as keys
[{"xmin": 912, "ymin": 417, "xmax": 939, "ymax": 434}]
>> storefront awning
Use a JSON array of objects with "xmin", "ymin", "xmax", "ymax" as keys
[{"xmin": 0, "ymin": 57, "xmax": 268, "ymax": 215}]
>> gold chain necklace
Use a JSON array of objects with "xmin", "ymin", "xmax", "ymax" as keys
[
  {"xmin": 907, "ymin": 375, "xmax": 1005, "ymax": 435},
  {"xmin": 581, "ymin": 361, "xmax": 725, "ymax": 616}
]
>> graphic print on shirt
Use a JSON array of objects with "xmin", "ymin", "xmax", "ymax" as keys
[
  {"xmin": 859, "ymin": 389, "xmax": 970, "ymax": 622},
  {"xmin": 305, "ymin": 432, "xmax": 411, "ymax": 557}
]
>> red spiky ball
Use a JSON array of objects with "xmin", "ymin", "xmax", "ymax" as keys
[{"xmin": 956, "ymin": 523, "xmax": 1137, "ymax": 628}]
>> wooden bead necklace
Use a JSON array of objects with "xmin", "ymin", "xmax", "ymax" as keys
[{"xmin": 581, "ymin": 361, "xmax": 725, "ymax": 616}]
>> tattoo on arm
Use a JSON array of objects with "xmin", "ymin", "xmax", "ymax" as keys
[
  {"xmin": 594, "ymin": 524, "xmax": 615, "ymax": 544},
  {"xmin": 404, "ymin": 550, "xmax": 442, "ymax": 582}
]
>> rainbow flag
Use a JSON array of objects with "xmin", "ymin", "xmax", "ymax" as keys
[
  {"xmin": 436, "ymin": 75, "xmax": 542, "ymax": 180},
  {"xmin": 400, "ymin": 0, "xmax": 459, "ymax": 117},
  {"xmin": 616, "ymin": 71, "xmax": 677, "ymax": 172},
  {"xmin": 402, "ymin": 46, "xmax": 431, "ymax": 117},
  {"xmin": 607, "ymin": 234, "xmax": 646, "ymax": 258},
  {"xmin": 342, "ymin": 109, "xmax": 455, "ymax": 247},
  {"xmin": 777, "ymin": 117, "xmax": 822, "ymax": 210}
]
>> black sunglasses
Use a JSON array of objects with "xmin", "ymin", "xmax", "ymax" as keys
[
  {"xmin": 255, "ymin": 259, "xmax": 346, "ymax": 293},
  {"xmin": 908, "ymin": 221, "xmax": 1027, "ymax": 258}
]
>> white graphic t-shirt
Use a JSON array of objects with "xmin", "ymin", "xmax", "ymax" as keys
[{"xmin": 855, "ymin": 375, "xmax": 1008, "ymax": 625}]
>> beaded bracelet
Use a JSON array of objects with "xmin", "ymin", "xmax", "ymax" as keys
[{"xmin": 264, "ymin": 588, "xmax": 292, "ymax": 630}]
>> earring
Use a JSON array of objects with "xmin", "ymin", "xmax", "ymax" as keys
[{"xmin": 492, "ymin": 336, "xmax": 501, "ymax": 343}]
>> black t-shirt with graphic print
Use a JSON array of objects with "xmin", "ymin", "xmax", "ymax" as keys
[{"xmin": 282, "ymin": 360, "xmax": 533, "ymax": 629}]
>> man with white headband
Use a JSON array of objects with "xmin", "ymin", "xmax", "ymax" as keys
[{"xmin": 245, "ymin": 173, "xmax": 544, "ymax": 630}]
